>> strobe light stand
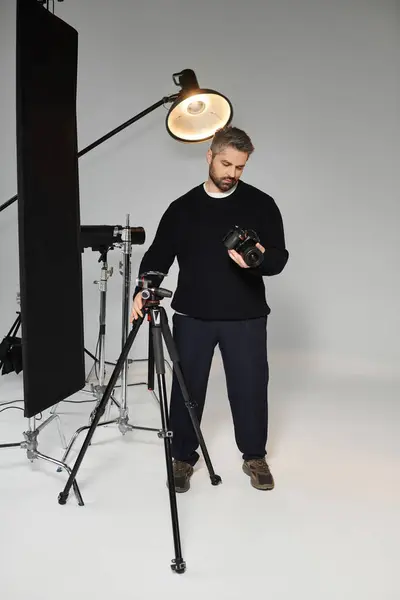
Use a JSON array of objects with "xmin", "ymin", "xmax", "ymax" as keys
[
  {"xmin": 67, "ymin": 242, "xmax": 120, "ymax": 414},
  {"xmin": 58, "ymin": 281, "xmax": 222, "ymax": 573},
  {"xmin": 85, "ymin": 245, "xmax": 115, "ymax": 398},
  {"xmin": 59, "ymin": 217, "xmax": 158, "ymax": 466},
  {"xmin": 118, "ymin": 214, "xmax": 134, "ymax": 430},
  {"xmin": 53, "ymin": 243, "xmax": 122, "ymax": 463}
]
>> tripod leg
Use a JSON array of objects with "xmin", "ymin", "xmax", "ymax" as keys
[
  {"xmin": 151, "ymin": 320, "xmax": 186, "ymax": 574},
  {"xmin": 160, "ymin": 309, "xmax": 222, "ymax": 486},
  {"xmin": 147, "ymin": 316, "xmax": 155, "ymax": 392},
  {"xmin": 146, "ymin": 316, "xmax": 161, "ymax": 407},
  {"xmin": 57, "ymin": 315, "xmax": 144, "ymax": 505}
]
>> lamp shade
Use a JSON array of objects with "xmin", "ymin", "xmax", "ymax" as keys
[{"xmin": 166, "ymin": 70, "xmax": 233, "ymax": 143}]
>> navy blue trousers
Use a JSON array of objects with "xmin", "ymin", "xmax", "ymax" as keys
[{"xmin": 169, "ymin": 314, "xmax": 269, "ymax": 466}]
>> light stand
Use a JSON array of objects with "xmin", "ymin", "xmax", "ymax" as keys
[
  {"xmin": 87, "ymin": 246, "xmax": 115, "ymax": 396},
  {"xmin": 50, "ymin": 236, "xmax": 122, "ymax": 431},
  {"xmin": 58, "ymin": 282, "xmax": 222, "ymax": 574},
  {"xmin": 58, "ymin": 219, "xmax": 160, "ymax": 466},
  {"xmin": 0, "ymin": 413, "xmax": 83, "ymax": 505},
  {"xmin": 118, "ymin": 214, "xmax": 133, "ymax": 431},
  {"xmin": 0, "ymin": 295, "xmax": 77, "ymax": 500},
  {"xmin": 79, "ymin": 244, "xmax": 119, "ymax": 405}
]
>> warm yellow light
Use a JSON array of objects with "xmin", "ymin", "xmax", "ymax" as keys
[
  {"xmin": 187, "ymin": 100, "xmax": 206, "ymax": 115},
  {"xmin": 166, "ymin": 91, "xmax": 233, "ymax": 143}
]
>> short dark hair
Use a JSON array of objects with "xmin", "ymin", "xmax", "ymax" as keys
[{"xmin": 210, "ymin": 125, "xmax": 255, "ymax": 157}]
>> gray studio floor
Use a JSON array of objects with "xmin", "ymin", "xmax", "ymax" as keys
[{"xmin": 0, "ymin": 352, "xmax": 398, "ymax": 600}]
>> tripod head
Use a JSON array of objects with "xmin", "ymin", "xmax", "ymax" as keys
[
  {"xmin": 141, "ymin": 286, "xmax": 172, "ymax": 306},
  {"xmin": 136, "ymin": 270, "xmax": 171, "ymax": 306}
]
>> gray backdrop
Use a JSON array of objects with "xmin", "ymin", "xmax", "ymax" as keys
[{"xmin": 0, "ymin": 0, "xmax": 398, "ymax": 382}]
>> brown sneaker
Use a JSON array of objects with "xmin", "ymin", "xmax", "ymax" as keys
[
  {"xmin": 172, "ymin": 460, "xmax": 194, "ymax": 493},
  {"xmin": 243, "ymin": 459, "xmax": 274, "ymax": 490}
]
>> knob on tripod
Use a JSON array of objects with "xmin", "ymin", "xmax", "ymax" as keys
[{"xmin": 142, "ymin": 286, "xmax": 173, "ymax": 303}]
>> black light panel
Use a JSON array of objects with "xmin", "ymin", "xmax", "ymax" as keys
[{"xmin": 16, "ymin": 0, "xmax": 85, "ymax": 418}]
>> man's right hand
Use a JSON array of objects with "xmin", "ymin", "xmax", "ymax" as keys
[{"xmin": 130, "ymin": 292, "xmax": 144, "ymax": 323}]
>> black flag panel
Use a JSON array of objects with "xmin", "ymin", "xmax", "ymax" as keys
[{"xmin": 16, "ymin": 0, "xmax": 85, "ymax": 417}]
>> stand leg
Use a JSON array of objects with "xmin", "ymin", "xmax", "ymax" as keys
[
  {"xmin": 36, "ymin": 451, "xmax": 84, "ymax": 506},
  {"xmin": 58, "ymin": 419, "xmax": 117, "ymax": 467},
  {"xmin": 0, "ymin": 442, "xmax": 21, "ymax": 448},
  {"xmin": 58, "ymin": 315, "xmax": 144, "ymax": 506},
  {"xmin": 0, "ymin": 313, "xmax": 21, "ymax": 373},
  {"xmin": 151, "ymin": 319, "xmax": 186, "ymax": 574},
  {"xmin": 53, "ymin": 414, "xmax": 67, "ymax": 449},
  {"xmin": 160, "ymin": 309, "xmax": 222, "ymax": 486},
  {"xmin": 0, "ymin": 416, "xmax": 84, "ymax": 506}
]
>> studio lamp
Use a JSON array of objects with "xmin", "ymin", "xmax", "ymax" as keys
[
  {"xmin": 0, "ymin": 68, "xmax": 233, "ymax": 213},
  {"xmin": 166, "ymin": 69, "xmax": 233, "ymax": 142}
]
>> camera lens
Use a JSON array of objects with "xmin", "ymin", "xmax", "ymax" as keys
[
  {"xmin": 244, "ymin": 248, "xmax": 263, "ymax": 267},
  {"xmin": 223, "ymin": 230, "xmax": 241, "ymax": 249}
]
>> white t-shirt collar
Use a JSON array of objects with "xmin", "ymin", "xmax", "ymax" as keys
[{"xmin": 203, "ymin": 181, "xmax": 238, "ymax": 198}]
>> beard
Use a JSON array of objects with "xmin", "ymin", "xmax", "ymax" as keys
[{"xmin": 209, "ymin": 164, "xmax": 237, "ymax": 192}]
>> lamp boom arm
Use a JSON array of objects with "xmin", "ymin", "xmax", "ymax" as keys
[
  {"xmin": 0, "ymin": 94, "xmax": 178, "ymax": 214},
  {"xmin": 77, "ymin": 95, "xmax": 177, "ymax": 158}
]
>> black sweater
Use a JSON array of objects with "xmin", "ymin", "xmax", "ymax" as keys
[{"xmin": 135, "ymin": 180, "xmax": 289, "ymax": 320}]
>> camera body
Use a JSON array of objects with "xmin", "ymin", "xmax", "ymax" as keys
[{"xmin": 223, "ymin": 225, "xmax": 264, "ymax": 268}]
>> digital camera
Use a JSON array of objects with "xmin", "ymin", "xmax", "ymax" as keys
[{"xmin": 223, "ymin": 225, "xmax": 264, "ymax": 268}]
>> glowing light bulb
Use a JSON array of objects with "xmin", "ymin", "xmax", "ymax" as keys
[{"xmin": 187, "ymin": 100, "xmax": 206, "ymax": 115}]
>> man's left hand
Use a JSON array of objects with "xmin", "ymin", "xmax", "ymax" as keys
[{"xmin": 228, "ymin": 243, "xmax": 265, "ymax": 269}]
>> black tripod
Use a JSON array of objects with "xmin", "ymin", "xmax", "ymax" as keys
[{"xmin": 58, "ymin": 284, "xmax": 222, "ymax": 574}]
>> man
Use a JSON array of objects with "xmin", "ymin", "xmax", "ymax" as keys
[{"xmin": 130, "ymin": 126, "xmax": 289, "ymax": 492}]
